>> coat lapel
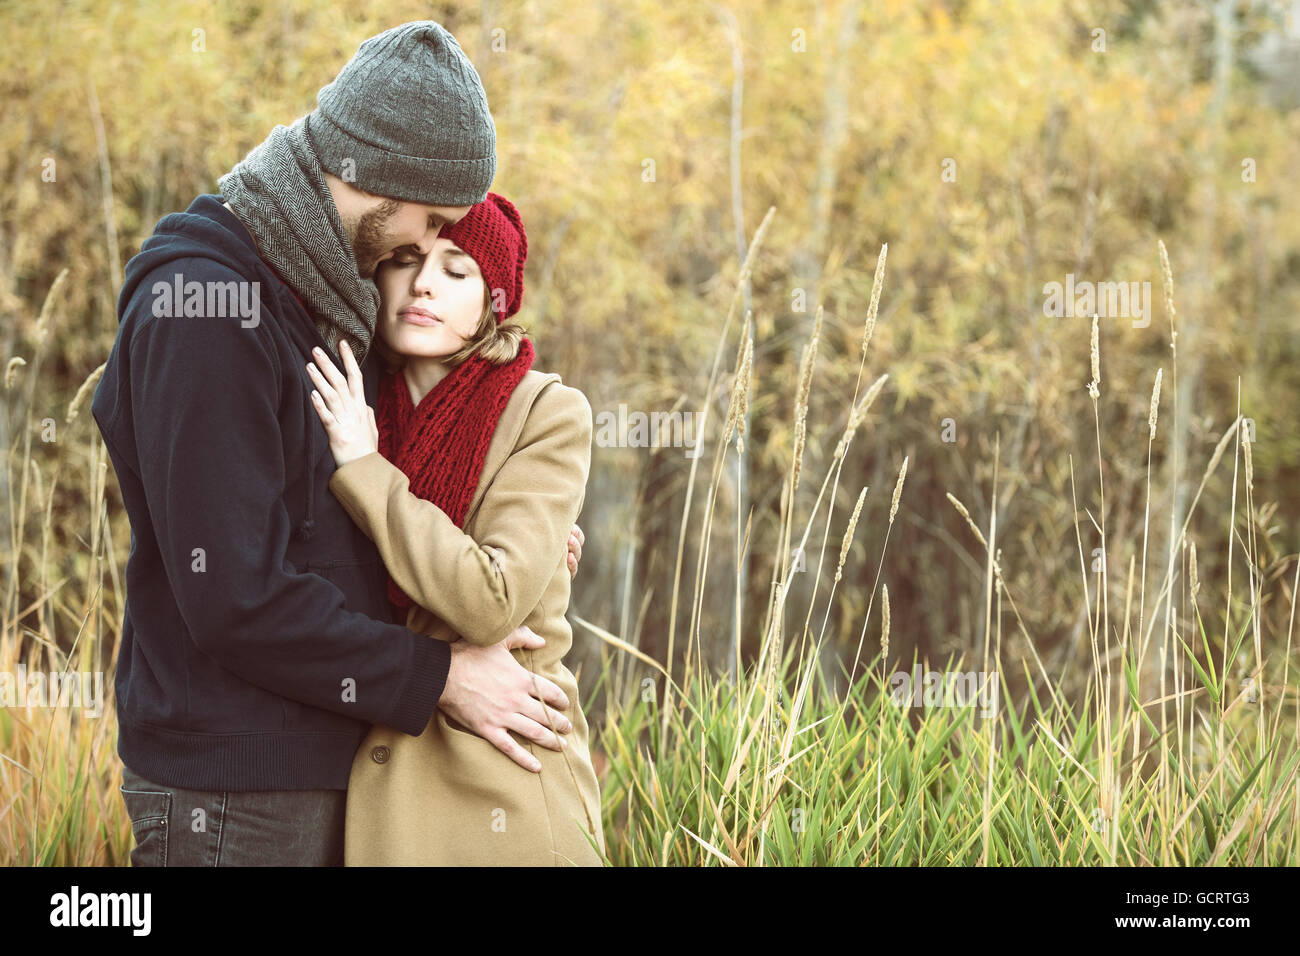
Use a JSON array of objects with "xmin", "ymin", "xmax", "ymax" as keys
[{"xmin": 461, "ymin": 370, "xmax": 561, "ymax": 526}]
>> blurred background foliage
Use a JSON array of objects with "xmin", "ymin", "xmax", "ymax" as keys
[{"xmin": 3, "ymin": 0, "xmax": 1299, "ymax": 710}]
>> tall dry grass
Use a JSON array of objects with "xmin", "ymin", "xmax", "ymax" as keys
[
  {"xmin": 580, "ymin": 222, "xmax": 1298, "ymax": 865},
  {"xmin": 2, "ymin": 271, "xmax": 130, "ymax": 865}
]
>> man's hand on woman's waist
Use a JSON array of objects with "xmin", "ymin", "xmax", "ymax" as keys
[{"xmin": 438, "ymin": 624, "xmax": 572, "ymax": 773}]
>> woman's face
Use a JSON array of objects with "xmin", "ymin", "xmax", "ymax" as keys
[{"xmin": 376, "ymin": 237, "xmax": 487, "ymax": 360}]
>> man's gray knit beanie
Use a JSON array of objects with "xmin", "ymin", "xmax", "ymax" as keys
[{"xmin": 306, "ymin": 20, "xmax": 497, "ymax": 207}]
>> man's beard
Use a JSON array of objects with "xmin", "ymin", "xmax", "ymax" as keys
[{"xmin": 351, "ymin": 198, "xmax": 402, "ymax": 279}]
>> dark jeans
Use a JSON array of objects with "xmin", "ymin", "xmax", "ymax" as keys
[{"xmin": 118, "ymin": 763, "xmax": 347, "ymax": 866}]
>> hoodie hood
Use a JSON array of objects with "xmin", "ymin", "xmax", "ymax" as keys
[{"xmin": 118, "ymin": 195, "xmax": 271, "ymax": 322}]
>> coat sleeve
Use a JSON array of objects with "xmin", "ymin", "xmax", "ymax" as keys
[{"xmin": 327, "ymin": 381, "xmax": 593, "ymax": 647}]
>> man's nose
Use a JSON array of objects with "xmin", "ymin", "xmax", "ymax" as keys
[{"xmin": 411, "ymin": 221, "xmax": 443, "ymax": 256}]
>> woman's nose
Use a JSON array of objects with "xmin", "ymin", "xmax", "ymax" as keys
[{"xmin": 411, "ymin": 262, "xmax": 438, "ymax": 297}]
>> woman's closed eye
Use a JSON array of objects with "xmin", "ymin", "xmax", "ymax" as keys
[{"xmin": 390, "ymin": 256, "xmax": 464, "ymax": 280}]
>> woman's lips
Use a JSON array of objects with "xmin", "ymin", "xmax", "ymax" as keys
[{"xmin": 399, "ymin": 307, "xmax": 442, "ymax": 326}]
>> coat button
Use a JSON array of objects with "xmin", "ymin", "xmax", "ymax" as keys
[{"xmin": 370, "ymin": 745, "xmax": 390, "ymax": 764}]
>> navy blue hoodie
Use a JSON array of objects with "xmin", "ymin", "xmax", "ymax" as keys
[{"xmin": 91, "ymin": 194, "xmax": 450, "ymax": 791}]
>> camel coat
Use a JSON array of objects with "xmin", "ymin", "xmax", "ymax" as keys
[{"xmin": 327, "ymin": 369, "xmax": 605, "ymax": 866}]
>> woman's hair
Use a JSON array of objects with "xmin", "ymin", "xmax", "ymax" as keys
[{"xmin": 442, "ymin": 287, "xmax": 528, "ymax": 367}]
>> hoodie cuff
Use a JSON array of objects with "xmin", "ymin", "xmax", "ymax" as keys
[{"xmin": 384, "ymin": 633, "xmax": 451, "ymax": 736}]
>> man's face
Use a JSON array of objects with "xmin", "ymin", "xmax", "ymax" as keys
[{"xmin": 350, "ymin": 198, "xmax": 472, "ymax": 279}]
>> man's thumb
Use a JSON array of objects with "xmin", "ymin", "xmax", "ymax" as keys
[{"xmin": 504, "ymin": 625, "xmax": 545, "ymax": 650}]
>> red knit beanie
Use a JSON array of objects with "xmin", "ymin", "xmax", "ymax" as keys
[{"xmin": 437, "ymin": 192, "xmax": 527, "ymax": 322}]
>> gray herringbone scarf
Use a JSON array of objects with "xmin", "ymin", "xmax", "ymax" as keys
[{"xmin": 217, "ymin": 115, "xmax": 378, "ymax": 363}]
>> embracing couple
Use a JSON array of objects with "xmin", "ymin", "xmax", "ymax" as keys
[{"xmin": 90, "ymin": 20, "xmax": 605, "ymax": 866}]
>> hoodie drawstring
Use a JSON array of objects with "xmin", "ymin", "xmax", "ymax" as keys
[
  {"xmin": 275, "ymin": 281, "xmax": 317, "ymax": 543},
  {"xmin": 296, "ymin": 393, "xmax": 317, "ymax": 542}
]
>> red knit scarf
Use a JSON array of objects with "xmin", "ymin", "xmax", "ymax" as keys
[{"xmin": 376, "ymin": 337, "xmax": 535, "ymax": 611}]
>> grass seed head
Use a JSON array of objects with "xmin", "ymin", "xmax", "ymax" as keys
[
  {"xmin": 1148, "ymin": 367, "xmax": 1162, "ymax": 441},
  {"xmin": 861, "ymin": 243, "xmax": 888, "ymax": 361},
  {"xmin": 881, "ymin": 582, "xmax": 891, "ymax": 662},
  {"xmin": 889, "ymin": 456, "xmax": 908, "ymax": 525},
  {"xmin": 1088, "ymin": 313, "xmax": 1101, "ymax": 400},
  {"xmin": 5, "ymin": 356, "xmax": 27, "ymax": 391},
  {"xmin": 66, "ymin": 362, "xmax": 106, "ymax": 424},
  {"xmin": 835, "ymin": 486, "xmax": 868, "ymax": 584}
]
